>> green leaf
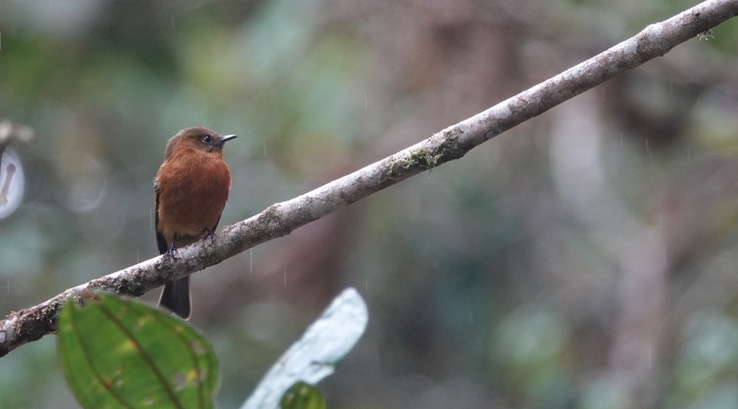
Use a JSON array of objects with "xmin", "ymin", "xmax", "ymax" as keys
[
  {"xmin": 279, "ymin": 382, "xmax": 326, "ymax": 409},
  {"xmin": 242, "ymin": 288, "xmax": 368, "ymax": 409},
  {"xmin": 57, "ymin": 292, "xmax": 218, "ymax": 409}
]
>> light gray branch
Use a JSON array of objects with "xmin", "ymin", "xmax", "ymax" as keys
[{"xmin": 2, "ymin": 0, "xmax": 737, "ymax": 358}]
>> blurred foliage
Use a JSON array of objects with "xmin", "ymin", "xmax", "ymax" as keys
[
  {"xmin": 58, "ymin": 293, "xmax": 219, "ymax": 409},
  {"xmin": 1, "ymin": 0, "xmax": 738, "ymax": 408},
  {"xmin": 280, "ymin": 382, "xmax": 326, "ymax": 409},
  {"xmin": 243, "ymin": 288, "xmax": 367, "ymax": 409}
]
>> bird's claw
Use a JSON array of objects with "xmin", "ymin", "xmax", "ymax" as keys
[{"xmin": 165, "ymin": 247, "xmax": 180, "ymax": 260}]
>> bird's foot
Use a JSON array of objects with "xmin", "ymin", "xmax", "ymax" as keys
[
  {"xmin": 203, "ymin": 228, "xmax": 216, "ymax": 242},
  {"xmin": 165, "ymin": 245, "xmax": 180, "ymax": 260}
]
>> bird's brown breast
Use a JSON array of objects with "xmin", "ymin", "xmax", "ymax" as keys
[{"xmin": 155, "ymin": 150, "xmax": 231, "ymax": 245}]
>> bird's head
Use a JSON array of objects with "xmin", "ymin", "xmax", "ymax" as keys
[{"xmin": 165, "ymin": 127, "xmax": 237, "ymax": 158}]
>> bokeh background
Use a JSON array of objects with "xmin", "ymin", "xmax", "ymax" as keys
[{"xmin": 2, "ymin": 1, "xmax": 738, "ymax": 408}]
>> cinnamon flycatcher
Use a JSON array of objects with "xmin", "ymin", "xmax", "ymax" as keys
[{"xmin": 154, "ymin": 126, "xmax": 236, "ymax": 318}]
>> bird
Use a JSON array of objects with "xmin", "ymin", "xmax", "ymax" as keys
[{"xmin": 154, "ymin": 126, "xmax": 236, "ymax": 319}]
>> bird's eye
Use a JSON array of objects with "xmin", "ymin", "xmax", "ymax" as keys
[{"xmin": 201, "ymin": 135, "xmax": 212, "ymax": 144}]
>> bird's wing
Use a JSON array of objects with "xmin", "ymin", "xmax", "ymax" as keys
[{"xmin": 154, "ymin": 182, "xmax": 168, "ymax": 255}]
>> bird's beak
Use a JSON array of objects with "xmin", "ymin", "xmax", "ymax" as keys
[{"xmin": 220, "ymin": 134, "xmax": 237, "ymax": 145}]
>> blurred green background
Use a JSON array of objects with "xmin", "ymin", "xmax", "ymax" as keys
[{"xmin": 1, "ymin": 0, "xmax": 738, "ymax": 408}]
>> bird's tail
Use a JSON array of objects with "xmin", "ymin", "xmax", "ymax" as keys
[{"xmin": 158, "ymin": 276, "xmax": 191, "ymax": 319}]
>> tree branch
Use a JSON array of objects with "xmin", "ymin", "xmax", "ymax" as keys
[{"xmin": 2, "ymin": 0, "xmax": 736, "ymax": 358}]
